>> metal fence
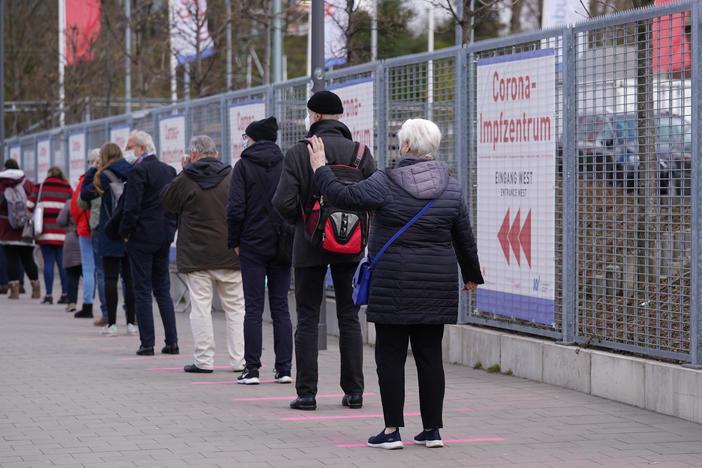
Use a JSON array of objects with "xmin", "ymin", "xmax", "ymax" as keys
[{"xmin": 4, "ymin": 1, "xmax": 701, "ymax": 366}]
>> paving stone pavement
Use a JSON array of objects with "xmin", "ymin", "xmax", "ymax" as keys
[{"xmin": 2, "ymin": 292, "xmax": 702, "ymax": 468}]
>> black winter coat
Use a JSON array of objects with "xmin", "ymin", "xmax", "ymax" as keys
[
  {"xmin": 272, "ymin": 119, "xmax": 376, "ymax": 268},
  {"xmin": 313, "ymin": 157, "xmax": 484, "ymax": 324},
  {"xmin": 118, "ymin": 155, "xmax": 177, "ymax": 247},
  {"xmin": 227, "ymin": 140, "xmax": 287, "ymax": 259}
]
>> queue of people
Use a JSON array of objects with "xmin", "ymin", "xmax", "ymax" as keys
[{"xmin": 0, "ymin": 89, "xmax": 483, "ymax": 450}]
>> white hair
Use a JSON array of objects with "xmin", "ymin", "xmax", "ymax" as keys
[
  {"xmin": 129, "ymin": 130, "xmax": 156, "ymax": 155},
  {"xmin": 189, "ymin": 135, "xmax": 217, "ymax": 156},
  {"xmin": 397, "ymin": 118, "xmax": 441, "ymax": 159},
  {"xmin": 87, "ymin": 148, "xmax": 100, "ymax": 163}
]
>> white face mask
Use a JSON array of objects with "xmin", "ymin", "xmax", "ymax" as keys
[
  {"xmin": 123, "ymin": 149, "xmax": 137, "ymax": 164},
  {"xmin": 304, "ymin": 113, "xmax": 311, "ymax": 132}
]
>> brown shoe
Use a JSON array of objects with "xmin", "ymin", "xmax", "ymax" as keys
[
  {"xmin": 0, "ymin": 285, "xmax": 8, "ymax": 294},
  {"xmin": 93, "ymin": 317, "xmax": 108, "ymax": 326},
  {"xmin": 8, "ymin": 281, "xmax": 20, "ymax": 300},
  {"xmin": 30, "ymin": 280, "xmax": 41, "ymax": 299}
]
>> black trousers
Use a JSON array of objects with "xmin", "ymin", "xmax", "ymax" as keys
[
  {"xmin": 374, "ymin": 323, "xmax": 445, "ymax": 429},
  {"xmin": 294, "ymin": 263, "xmax": 364, "ymax": 397},
  {"xmin": 65, "ymin": 265, "xmax": 82, "ymax": 304},
  {"xmin": 103, "ymin": 255, "xmax": 135, "ymax": 326},
  {"xmin": 2, "ymin": 245, "xmax": 38, "ymax": 281}
]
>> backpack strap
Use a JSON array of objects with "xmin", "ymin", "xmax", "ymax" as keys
[
  {"xmin": 351, "ymin": 142, "xmax": 365, "ymax": 169},
  {"xmin": 103, "ymin": 169, "xmax": 120, "ymax": 184}
]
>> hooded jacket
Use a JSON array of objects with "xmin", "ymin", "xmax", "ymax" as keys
[
  {"xmin": 0, "ymin": 169, "xmax": 34, "ymax": 245},
  {"xmin": 227, "ymin": 140, "xmax": 288, "ymax": 259},
  {"xmin": 272, "ymin": 119, "xmax": 376, "ymax": 268},
  {"xmin": 313, "ymin": 157, "xmax": 484, "ymax": 324},
  {"xmin": 70, "ymin": 175, "xmax": 91, "ymax": 238},
  {"xmin": 161, "ymin": 157, "xmax": 239, "ymax": 273},
  {"xmin": 80, "ymin": 159, "xmax": 132, "ymax": 257}
]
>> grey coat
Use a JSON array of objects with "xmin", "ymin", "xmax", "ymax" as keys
[{"xmin": 56, "ymin": 200, "xmax": 81, "ymax": 269}]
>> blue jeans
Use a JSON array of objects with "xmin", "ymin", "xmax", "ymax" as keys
[
  {"xmin": 127, "ymin": 242, "xmax": 178, "ymax": 348},
  {"xmin": 78, "ymin": 236, "xmax": 95, "ymax": 305},
  {"xmin": 92, "ymin": 233, "xmax": 108, "ymax": 318},
  {"xmin": 39, "ymin": 244, "xmax": 67, "ymax": 296}
]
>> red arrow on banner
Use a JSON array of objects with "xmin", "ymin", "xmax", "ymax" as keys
[
  {"xmin": 497, "ymin": 209, "xmax": 511, "ymax": 265},
  {"xmin": 496, "ymin": 208, "xmax": 533, "ymax": 268},
  {"xmin": 508, "ymin": 209, "xmax": 521, "ymax": 266},
  {"xmin": 519, "ymin": 209, "xmax": 532, "ymax": 268}
]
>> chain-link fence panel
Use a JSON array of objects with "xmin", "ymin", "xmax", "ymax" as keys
[
  {"xmin": 273, "ymin": 77, "xmax": 309, "ymax": 154},
  {"xmin": 133, "ymin": 112, "xmax": 155, "ymax": 134},
  {"xmin": 50, "ymin": 132, "xmax": 66, "ymax": 174},
  {"xmin": 20, "ymin": 138, "xmax": 36, "ymax": 183},
  {"xmin": 190, "ymin": 99, "xmax": 223, "ymax": 156},
  {"xmin": 86, "ymin": 123, "xmax": 107, "ymax": 154},
  {"xmin": 574, "ymin": 4, "xmax": 693, "ymax": 360}
]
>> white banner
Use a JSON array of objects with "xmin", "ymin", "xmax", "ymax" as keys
[
  {"xmin": 169, "ymin": 0, "xmax": 214, "ymax": 66},
  {"xmin": 328, "ymin": 78, "xmax": 374, "ymax": 151},
  {"xmin": 229, "ymin": 100, "xmax": 266, "ymax": 166},
  {"xmin": 159, "ymin": 114, "xmax": 186, "ymax": 172},
  {"xmin": 475, "ymin": 50, "xmax": 556, "ymax": 325},
  {"xmin": 324, "ymin": 0, "xmax": 347, "ymax": 68},
  {"xmin": 541, "ymin": 0, "xmax": 588, "ymax": 28},
  {"xmin": 9, "ymin": 145, "xmax": 20, "ymax": 162},
  {"xmin": 68, "ymin": 132, "xmax": 86, "ymax": 188},
  {"xmin": 110, "ymin": 124, "xmax": 131, "ymax": 151},
  {"xmin": 37, "ymin": 138, "xmax": 51, "ymax": 179}
]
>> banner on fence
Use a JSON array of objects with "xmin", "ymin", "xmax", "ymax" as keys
[
  {"xmin": 68, "ymin": 131, "xmax": 86, "ymax": 187},
  {"xmin": 22, "ymin": 148, "xmax": 36, "ymax": 182},
  {"xmin": 230, "ymin": 100, "xmax": 266, "ymax": 166},
  {"xmin": 37, "ymin": 138, "xmax": 51, "ymax": 178},
  {"xmin": 159, "ymin": 114, "xmax": 186, "ymax": 172},
  {"xmin": 475, "ymin": 49, "xmax": 556, "ymax": 325},
  {"xmin": 110, "ymin": 124, "xmax": 130, "ymax": 151},
  {"xmin": 10, "ymin": 145, "xmax": 20, "ymax": 162},
  {"xmin": 328, "ymin": 77, "xmax": 374, "ymax": 151}
]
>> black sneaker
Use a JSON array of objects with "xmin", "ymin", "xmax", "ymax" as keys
[
  {"xmin": 367, "ymin": 429, "xmax": 403, "ymax": 449},
  {"xmin": 184, "ymin": 364, "xmax": 213, "ymax": 373},
  {"xmin": 41, "ymin": 296, "xmax": 53, "ymax": 305},
  {"xmin": 413, "ymin": 428, "xmax": 444, "ymax": 448},
  {"xmin": 237, "ymin": 368, "xmax": 260, "ymax": 384},
  {"xmin": 136, "ymin": 346, "xmax": 154, "ymax": 356},
  {"xmin": 341, "ymin": 394, "xmax": 363, "ymax": 409},
  {"xmin": 289, "ymin": 396, "xmax": 316, "ymax": 410},
  {"xmin": 57, "ymin": 294, "xmax": 69, "ymax": 304},
  {"xmin": 161, "ymin": 344, "xmax": 179, "ymax": 354},
  {"xmin": 274, "ymin": 369, "xmax": 292, "ymax": 384}
]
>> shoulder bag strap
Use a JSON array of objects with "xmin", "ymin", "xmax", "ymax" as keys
[
  {"xmin": 244, "ymin": 160, "xmax": 281, "ymax": 232},
  {"xmin": 36, "ymin": 182, "xmax": 44, "ymax": 205},
  {"xmin": 102, "ymin": 169, "xmax": 120, "ymax": 184},
  {"xmin": 369, "ymin": 198, "xmax": 436, "ymax": 269}
]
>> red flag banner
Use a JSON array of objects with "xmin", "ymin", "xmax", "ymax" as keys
[
  {"xmin": 65, "ymin": 0, "xmax": 101, "ymax": 66},
  {"xmin": 652, "ymin": 0, "xmax": 691, "ymax": 75}
]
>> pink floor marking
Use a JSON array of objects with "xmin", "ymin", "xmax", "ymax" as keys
[
  {"xmin": 233, "ymin": 392, "xmax": 376, "ymax": 401},
  {"xmin": 335, "ymin": 437, "xmax": 505, "ymax": 448},
  {"xmin": 281, "ymin": 412, "xmax": 420, "ymax": 421},
  {"xmin": 117, "ymin": 355, "xmax": 184, "ymax": 361},
  {"xmin": 191, "ymin": 379, "xmax": 293, "ymax": 384},
  {"xmin": 147, "ymin": 366, "xmax": 232, "ymax": 371}
]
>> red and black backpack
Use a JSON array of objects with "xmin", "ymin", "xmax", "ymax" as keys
[{"xmin": 303, "ymin": 140, "xmax": 369, "ymax": 255}]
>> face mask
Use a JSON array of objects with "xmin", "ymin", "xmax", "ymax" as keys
[
  {"xmin": 123, "ymin": 149, "xmax": 137, "ymax": 164},
  {"xmin": 243, "ymin": 139, "xmax": 248, "ymax": 150},
  {"xmin": 304, "ymin": 113, "xmax": 311, "ymax": 132}
]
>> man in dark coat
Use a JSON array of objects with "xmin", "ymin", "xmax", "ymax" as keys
[
  {"xmin": 272, "ymin": 90, "xmax": 377, "ymax": 410},
  {"xmin": 227, "ymin": 117, "xmax": 293, "ymax": 385},
  {"xmin": 119, "ymin": 130, "xmax": 179, "ymax": 356},
  {"xmin": 162, "ymin": 135, "xmax": 245, "ymax": 373}
]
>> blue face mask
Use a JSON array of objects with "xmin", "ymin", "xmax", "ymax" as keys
[{"xmin": 243, "ymin": 140, "xmax": 248, "ymax": 150}]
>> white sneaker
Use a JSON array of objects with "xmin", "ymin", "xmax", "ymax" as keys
[
  {"xmin": 126, "ymin": 323, "xmax": 138, "ymax": 336},
  {"xmin": 100, "ymin": 324, "xmax": 118, "ymax": 337}
]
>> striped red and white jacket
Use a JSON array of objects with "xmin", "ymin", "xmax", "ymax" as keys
[{"xmin": 28, "ymin": 176, "xmax": 73, "ymax": 246}]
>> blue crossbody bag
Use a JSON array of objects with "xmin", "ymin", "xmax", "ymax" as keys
[{"xmin": 352, "ymin": 198, "xmax": 436, "ymax": 305}]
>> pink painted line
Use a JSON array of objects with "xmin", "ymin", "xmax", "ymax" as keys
[
  {"xmin": 233, "ymin": 392, "xmax": 376, "ymax": 401},
  {"xmin": 191, "ymin": 379, "xmax": 294, "ymax": 385},
  {"xmin": 336, "ymin": 437, "xmax": 505, "ymax": 448},
  {"xmin": 281, "ymin": 412, "xmax": 420, "ymax": 421},
  {"xmin": 117, "ymin": 355, "xmax": 183, "ymax": 361},
  {"xmin": 147, "ymin": 366, "xmax": 232, "ymax": 371}
]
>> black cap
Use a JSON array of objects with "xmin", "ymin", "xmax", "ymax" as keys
[
  {"xmin": 307, "ymin": 90, "xmax": 343, "ymax": 115},
  {"xmin": 245, "ymin": 116, "xmax": 278, "ymax": 142}
]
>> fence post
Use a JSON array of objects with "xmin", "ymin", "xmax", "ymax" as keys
[
  {"xmin": 152, "ymin": 113, "xmax": 160, "ymax": 155},
  {"xmin": 220, "ymin": 95, "xmax": 229, "ymax": 166},
  {"xmin": 375, "ymin": 61, "xmax": 386, "ymax": 169},
  {"xmin": 559, "ymin": 26, "xmax": 577, "ymax": 345},
  {"xmin": 457, "ymin": 46, "xmax": 470, "ymax": 323},
  {"xmin": 686, "ymin": 1, "xmax": 702, "ymax": 368}
]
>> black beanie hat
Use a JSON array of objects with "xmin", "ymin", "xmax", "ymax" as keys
[
  {"xmin": 245, "ymin": 116, "xmax": 278, "ymax": 142},
  {"xmin": 307, "ymin": 90, "xmax": 343, "ymax": 115}
]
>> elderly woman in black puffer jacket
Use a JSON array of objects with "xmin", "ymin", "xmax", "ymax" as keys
[{"xmin": 308, "ymin": 118, "xmax": 484, "ymax": 450}]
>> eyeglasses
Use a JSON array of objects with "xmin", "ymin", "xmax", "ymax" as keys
[{"xmin": 241, "ymin": 134, "xmax": 248, "ymax": 142}]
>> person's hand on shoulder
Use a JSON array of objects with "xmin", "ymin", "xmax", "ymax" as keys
[{"xmin": 307, "ymin": 135, "xmax": 326, "ymax": 172}]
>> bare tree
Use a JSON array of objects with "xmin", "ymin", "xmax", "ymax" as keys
[{"xmin": 429, "ymin": 0, "xmax": 510, "ymax": 44}]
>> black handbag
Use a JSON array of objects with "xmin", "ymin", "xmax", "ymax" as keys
[{"xmin": 245, "ymin": 161, "xmax": 293, "ymax": 264}]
